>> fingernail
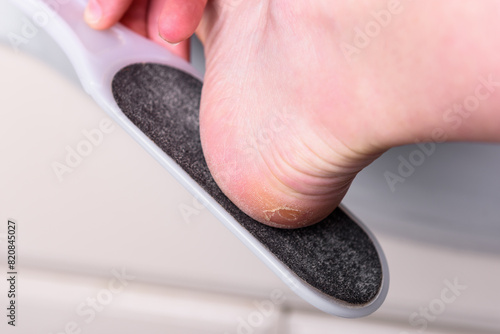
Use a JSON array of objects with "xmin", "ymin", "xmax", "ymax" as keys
[
  {"xmin": 158, "ymin": 32, "xmax": 180, "ymax": 45},
  {"xmin": 85, "ymin": 0, "xmax": 102, "ymax": 25}
]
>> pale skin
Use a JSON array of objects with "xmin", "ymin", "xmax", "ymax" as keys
[{"xmin": 85, "ymin": 0, "xmax": 500, "ymax": 228}]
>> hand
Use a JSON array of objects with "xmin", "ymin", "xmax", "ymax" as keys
[{"xmin": 84, "ymin": 0, "xmax": 207, "ymax": 60}]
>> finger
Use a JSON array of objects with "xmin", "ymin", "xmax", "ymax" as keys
[
  {"xmin": 84, "ymin": 0, "xmax": 135, "ymax": 30},
  {"xmin": 120, "ymin": 0, "xmax": 149, "ymax": 37},
  {"xmin": 147, "ymin": 0, "xmax": 191, "ymax": 61},
  {"xmin": 158, "ymin": 0, "xmax": 208, "ymax": 44}
]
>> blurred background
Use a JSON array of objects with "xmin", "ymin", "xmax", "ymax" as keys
[{"xmin": 0, "ymin": 0, "xmax": 499, "ymax": 332}]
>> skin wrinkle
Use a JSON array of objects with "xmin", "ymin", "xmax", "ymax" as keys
[
  {"xmin": 296, "ymin": 134, "xmax": 361, "ymax": 175},
  {"xmin": 259, "ymin": 134, "xmax": 318, "ymax": 197},
  {"xmin": 272, "ymin": 146, "xmax": 345, "ymax": 197},
  {"xmin": 265, "ymin": 123, "xmax": 362, "ymax": 197},
  {"xmin": 263, "ymin": 123, "xmax": 344, "ymax": 198},
  {"xmin": 253, "ymin": 140, "xmax": 336, "ymax": 224}
]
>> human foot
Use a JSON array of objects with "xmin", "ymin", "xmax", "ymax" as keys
[
  {"xmin": 87, "ymin": 0, "xmax": 500, "ymax": 228},
  {"xmin": 196, "ymin": 1, "xmax": 390, "ymax": 227},
  {"xmin": 85, "ymin": 0, "xmax": 384, "ymax": 227},
  {"xmin": 196, "ymin": 0, "xmax": 500, "ymax": 227}
]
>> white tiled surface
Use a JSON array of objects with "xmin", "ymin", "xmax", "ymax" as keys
[{"xmin": 1, "ymin": 1, "xmax": 500, "ymax": 333}]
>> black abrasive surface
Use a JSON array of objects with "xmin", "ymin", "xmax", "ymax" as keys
[{"xmin": 112, "ymin": 63, "xmax": 382, "ymax": 305}]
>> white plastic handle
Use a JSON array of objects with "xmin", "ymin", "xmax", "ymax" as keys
[{"xmin": 13, "ymin": 0, "xmax": 190, "ymax": 95}]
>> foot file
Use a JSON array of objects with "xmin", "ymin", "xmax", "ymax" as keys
[{"xmin": 12, "ymin": 0, "xmax": 389, "ymax": 317}]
